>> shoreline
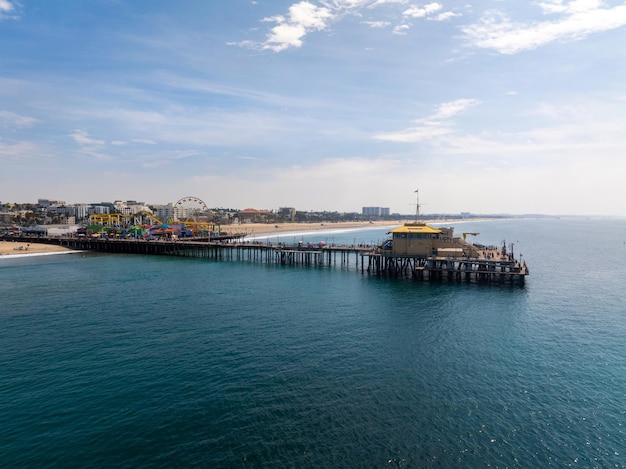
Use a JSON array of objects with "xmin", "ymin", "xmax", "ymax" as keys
[
  {"xmin": 230, "ymin": 220, "xmax": 401, "ymax": 238},
  {"xmin": 221, "ymin": 219, "xmax": 485, "ymax": 237},
  {"xmin": 223, "ymin": 218, "xmax": 497, "ymax": 238},
  {"xmin": 0, "ymin": 241, "xmax": 74, "ymax": 258},
  {"xmin": 222, "ymin": 220, "xmax": 400, "ymax": 236},
  {"xmin": 0, "ymin": 218, "xmax": 498, "ymax": 257}
]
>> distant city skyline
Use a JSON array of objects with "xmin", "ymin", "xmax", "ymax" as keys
[{"xmin": 2, "ymin": 1, "xmax": 626, "ymax": 215}]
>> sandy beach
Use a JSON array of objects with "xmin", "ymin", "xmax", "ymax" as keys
[
  {"xmin": 219, "ymin": 218, "xmax": 484, "ymax": 236},
  {"xmin": 0, "ymin": 241, "xmax": 73, "ymax": 257},
  {"xmin": 222, "ymin": 220, "xmax": 403, "ymax": 236}
]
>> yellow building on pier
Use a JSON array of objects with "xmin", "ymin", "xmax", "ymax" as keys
[{"xmin": 386, "ymin": 223, "xmax": 480, "ymax": 258}]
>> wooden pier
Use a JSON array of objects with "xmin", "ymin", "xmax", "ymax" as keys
[
  {"xmin": 363, "ymin": 252, "xmax": 528, "ymax": 285},
  {"xmin": 4, "ymin": 236, "xmax": 528, "ymax": 285}
]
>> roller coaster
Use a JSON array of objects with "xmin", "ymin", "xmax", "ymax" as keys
[{"xmin": 88, "ymin": 197, "xmax": 220, "ymax": 237}]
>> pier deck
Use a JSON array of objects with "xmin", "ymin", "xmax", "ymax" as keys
[{"xmin": 3, "ymin": 236, "xmax": 528, "ymax": 285}]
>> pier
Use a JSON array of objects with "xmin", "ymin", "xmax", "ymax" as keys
[
  {"xmin": 3, "ymin": 235, "xmax": 528, "ymax": 285},
  {"xmin": 364, "ymin": 252, "xmax": 528, "ymax": 285}
]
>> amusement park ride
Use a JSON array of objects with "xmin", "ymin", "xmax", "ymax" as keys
[{"xmin": 89, "ymin": 196, "xmax": 219, "ymax": 237}]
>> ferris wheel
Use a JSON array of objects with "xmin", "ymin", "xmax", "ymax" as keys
[{"xmin": 173, "ymin": 196, "xmax": 209, "ymax": 222}]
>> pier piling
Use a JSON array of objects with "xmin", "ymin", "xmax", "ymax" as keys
[{"xmin": 5, "ymin": 235, "xmax": 528, "ymax": 286}]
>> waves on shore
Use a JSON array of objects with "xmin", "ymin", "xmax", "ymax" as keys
[
  {"xmin": 0, "ymin": 250, "xmax": 81, "ymax": 260},
  {"xmin": 244, "ymin": 225, "xmax": 400, "ymax": 242}
]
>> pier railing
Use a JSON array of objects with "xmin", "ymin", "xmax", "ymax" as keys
[{"xmin": 2, "ymin": 235, "xmax": 528, "ymax": 285}]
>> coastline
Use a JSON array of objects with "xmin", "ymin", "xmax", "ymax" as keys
[
  {"xmin": 223, "ymin": 220, "xmax": 405, "ymax": 237},
  {"xmin": 222, "ymin": 218, "xmax": 494, "ymax": 238},
  {"xmin": 0, "ymin": 218, "xmax": 497, "ymax": 257},
  {"xmin": 218, "ymin": 219, "xmax": 482, "ymax": 235},
  {"xmin": 0, "ymin": 241, "xmax": 74, "ymax": 259}
]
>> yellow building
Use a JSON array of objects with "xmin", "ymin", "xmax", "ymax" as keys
[{"xmin": 386, "ymin": 223, "xmax": 479, "ymax": 258}]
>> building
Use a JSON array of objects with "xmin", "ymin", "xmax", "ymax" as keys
[
  {"xmin": 113, "ymin": 200, "xmax": 152, "ymax": 216},
  {"xmin": 0, "ymin": 211, "xmax": 14, "ymax": 224},
  {"xmin": 385, "ymin": 223, "xmax": 480, "ymax": 258},
  {"xmin": 88, "ymin": 204, "xmax": 110, "ymax": 215},
  {"xmin": 37, "ymin": 199, "xmax": 66, "ymax": 208},
  {"xmin": 237, "ymin": 208, "xmax": 271, "ymax": 223},
  {"xmin": 153, "ymin": 203, "xmax": 175, "ymax": 223},
  {"xmin": 362, "ymin": 206, "xmax": 390, "ymax": 217},
  {"xmin": 278, "ymin": 207, "xmax": 296, "ymax": 221}
]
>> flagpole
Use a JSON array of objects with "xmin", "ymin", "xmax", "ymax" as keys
[{"xmin": 414, "ymin": 189, "xmax": 420, "ymax": 222}]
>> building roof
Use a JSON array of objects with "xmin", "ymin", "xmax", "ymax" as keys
[{"xmin": 389, "ymin": 223, "xmax": 442, "ymax": 234}]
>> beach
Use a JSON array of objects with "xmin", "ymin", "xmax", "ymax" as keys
[
  {"xmin": 219, "ymin": 218, "xmax": 489, "ymax": 236},
  {"xmin": 223, "ymin": 220, "xmax": 403, "ymax": 236},
  {"xmin": 0, "ymin": 241, "xmax": 73, "ymax": 257}
]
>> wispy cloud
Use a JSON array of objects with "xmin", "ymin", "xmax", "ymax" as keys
[
  {"xmin": 131, "ymin": 138, "xmax": 156, "ymax": 145},
  {"xmin": 140, "ymin": 149, "xmax": 204, "ymax": 168},
  {"xmin": 70, "ymin": 130, "xmax": 105, "ymax": 146},
  {"xmin": 362, "ymin": 20, "xmax": 390, "ymax": 28},
  {"xmin": 0, "ymin": 141, "xmax": 40, "ymax": 163},
  {"xmin": 0, "ymin": 110, "xmax": 37, "ymax": 127},
  {"xmin": 462, "ymin": 0, "xmax": 626, "ymax": 54},
  {"xmin": 374, "ymin": 98, "xmax": 480, "ymax": 142}
]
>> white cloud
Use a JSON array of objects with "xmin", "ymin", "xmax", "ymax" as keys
[
  {"xmin": 236, "ymin": 0, "xmax": 456, "ymax": 51},
  {"xmin": 368, "ymin": 0, "xmax": 409, "ymax": 5},
  {"xmin": 0, "ymin": 110, "xmax": 37, "ymax": 127},
  {"xmin": 393, "ymin": 24, "xmax": 410, "ymax": 35},
  {"xmin": 70, "ymin": 130, "xmax": 105, "ymax": 146},
  {"xmin": 362, "ymin": 20, "xmax": 390, "ymax": 28},
  {"xmin": 0, "ymin": 0, "xmax": 13, "ymax": 12},
  {"xmin": 431, "ymin": 11, "xmax": 460, "ymax": 21},
  {"xmin": 264, "ymin": 23, "xmax": 308, "ymax": 51},
  {"xmin": 536, "ymin": 0, "xmax": 603, "ymax": 15},
  {"xmin": 0, "ymin": 0, "xmax": 18, "ymax": 20},
  {"xmin": 374, "ymin": 125, "xmax": 452, "ymax": 142},
  {"xmin": 261, "ymin": 1, "xmax": 333, "ymax": 52},
  {"xmin": 462, "ymin": 1, "xmax": 626, "ymax": 54},
  {"xmin": 403, "ymin": 2, "xmax": 442, "ymax": 18},
  {"xmin": 432, "ymin": 98, "xmax": 480, "ymax": 120},
  {"xmin": 374, "ymin": 98, "xmax": 480, "ymax": 142}
]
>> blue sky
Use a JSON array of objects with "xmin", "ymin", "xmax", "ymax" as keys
[{"xmin": 2, "ymin": 0, "xmax": 626, "ymax": 215}]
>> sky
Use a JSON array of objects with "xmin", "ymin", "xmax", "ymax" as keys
[{"xmin": 1, "ymin": 0, "xmax": 626, "ymax": 215}]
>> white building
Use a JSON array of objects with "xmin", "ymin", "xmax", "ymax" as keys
[
  {"xmin": 153, "ymin": 204, "xmax": 175, "ymax": 223},
  {"xmin": 88, "ymin": 205, "xmax": 110, "ymax": 215},
  {"xmin": 362, "ymin": 206, "xmax": 390, "ymax": 217}
]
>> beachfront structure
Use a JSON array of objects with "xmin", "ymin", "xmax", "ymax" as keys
[
  {"xmin": 237, "ymin": 208, "xmax": 272, "ymax": 223},
  {"xmin": 385, "ymin": 223, "xmax": 480, "ymax": 258},
  {"xmin": 278, "ymin": 207, "xmax": 296, "ymax": 221}
]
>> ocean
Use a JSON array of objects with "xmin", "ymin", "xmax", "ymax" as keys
[{"xmin": 1, "ymin": 218, "xmax": 625, "ymax": 467}]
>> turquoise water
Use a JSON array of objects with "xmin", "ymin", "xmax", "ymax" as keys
[{"xmin": 1, "ymin": 219, "xmax": 625, "ymax": 467}]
